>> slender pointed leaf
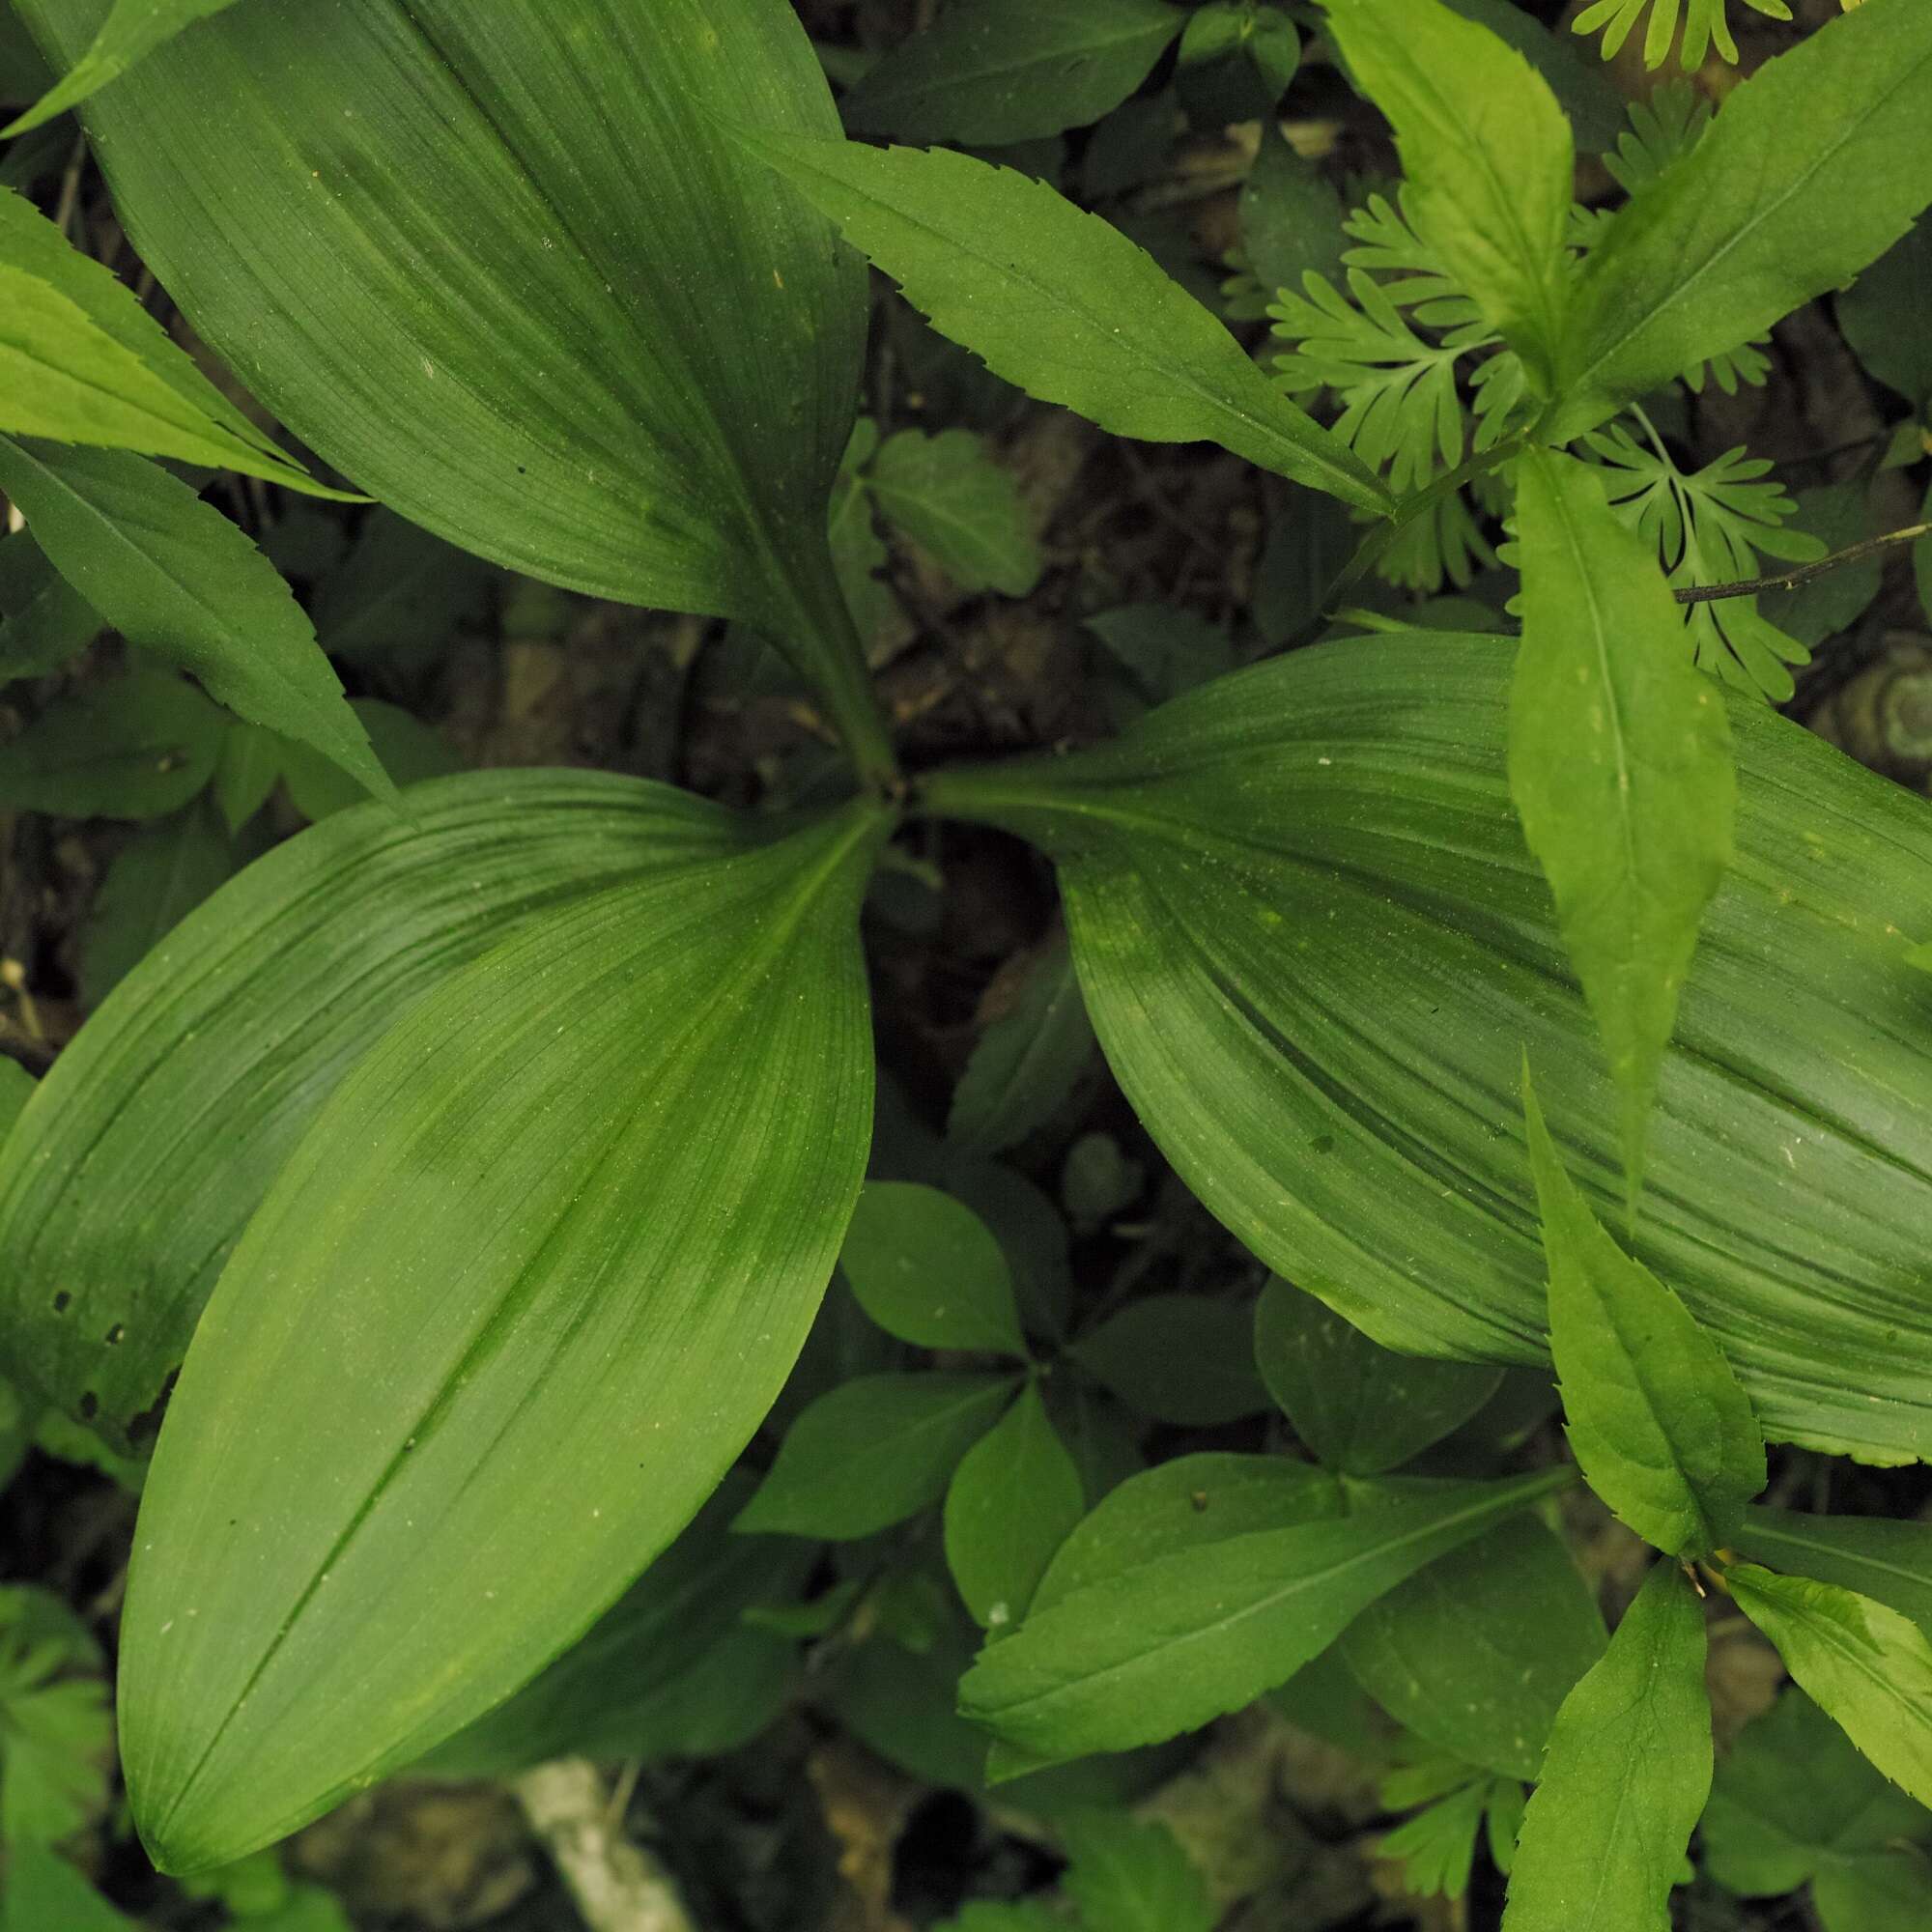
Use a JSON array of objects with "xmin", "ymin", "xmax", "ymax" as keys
[
  {"xmin": 1501, "ymin": 1561, "xmax": 1710, "ymax": 1932},
  {"xmin": 1511, "ymin": 446, "xmax": 1735, "ymax": 1201},
  {"xmin": 3, "ymin": 0, "xmax": 242, "ymax": 135},
  {"xmin": 0, "ymin": 438, "xmax": 387, "ymax": 798},
  {"xmin": 1737, "ymin": 1507, "xmax": 1932, "ymax": 1635},
  {"xmin": 735, "ymin": 128, "xmax": 1392, "ymax": 516},
  {"xmin": 948, "ymin": 929, "xmax": 1095, "ymax": 1156},
  {"xmin": 0, "ymin": 526, "xmax": 99, "ymax": 680}
]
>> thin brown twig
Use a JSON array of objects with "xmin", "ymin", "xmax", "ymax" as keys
[{"xmin": 1673, "ymin": 522, "xmax": 1932, "ymax": 607}]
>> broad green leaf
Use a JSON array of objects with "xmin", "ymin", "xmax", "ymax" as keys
[
  {"xmin": 1058, "ymin": 1809, "xmax": 1215, "ymax": 1932},
  {"xmin": 0, "ymin": 525, "xmax": 99, "ymax": 679},
  {"xmin": 1524, "ymin": 1067, "xmax": 1764, "ymax": 1558},
  {"xmin": 735, "ymin": 129, "xmax": 1392, "ymax": 516},
  {"xmin": 840, "ymin": 0, "xmax": 1184, "ymax": 146},
  {"xmin": 1341, "ymin": 1514, "xmax": 1606, "ymax": 1779},
  {"xmin": 945, "ymin": 1379, "xmax": 1085, "ymax": 1629},
  {"xmin": 948, "ymin": 929, "xmax": 1095, "ymax": 1156},
  {"xmin": 1546, "ymin": 0, "xmax": 1932, "ymax": 442},
  {"xmin": 1502, "ymin": 1561, "xmax": 1709, "ymax": 1932},
  {"xmin": 1737, "ymin": 1506, "xmax": 1932, "ymax": 1634},
  {"xmin": 12, "ymin": 0, "xmax": 890, "ymax": 773},
  {"xmin": 3, "ymin": 0, "xmax": 242, "ymax": 134},
  {"xmin": 1254, "ymin": 1274, "xmax": 1501, "ymax": 1475},
  {"xmin": 1177, "ymin": 3, "xmax": 1297, "ymax": 128},
  {"xmin": 1238, "ymin": 129, "xmax": 1349, "ymax": 303},
  {"xmin": 78, "ymin": 797, "xmax": 235, "ymax": 1004},
  {"xmin": 1070, "ymin": 1294, "xmax": 1268, "ymax": 1428},
  {"xmin": 0, "ymin": 772, "xmax": 706, "ymax": 1452},
  {"xmin": 0, "ymin": 1846, "xmax": 139, "ymax": 1932},
  {"xmin": 0, "ymin": 668, "xmax": 223, "ymax": 818},
  {"xmin": 1435, "ymin": 0, "xmax": 1623, "ymax": 151},
  {"xmin": 1510, "ymin": 446, "xmax": 1734, "ymax": 1200},
  {"xmin": 1726, "ymin": 1565, "xmax": 1932, "ymax": 1807},
  {"xmin": 0, "ymin": 183, "xmax": 337, "ymax": 494},
  {"xmin": 869, "ymin": 428, "xmax": 1041, "ymax": 597},
  {"xmin": 958, "ymin": 1466, "xmax": 1570, "ymax": 1762},
  {"xmin": 838, "ymin": 1181, "xmax": 1028, "ymax": 1355},
  {"xmin": 1317, "ymin": 0, "xmax": 1572, "ymax": 387},
  {"xmin": 117, "ymin": 799, "xmax": 887, "ymax": 1873},
  {"xmin": 734, "ymin": 1372, "xmax": 1020, "ymax": 1541},
  {"xmin": 922, "ymin": 631, "xmax": 1932, "ymax": 1463},
  {"xmin": 0, "ymin": 439, "xmax": 388, "ymax": 799}
]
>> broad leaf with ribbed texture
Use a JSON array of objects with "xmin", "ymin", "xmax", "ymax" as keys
[
  {"xmin": 0, "ymin": 772, "xmax": 719, "ymax": 1453},
  {"xmin": 923, "ymin": 632, "xmax": 1932, "ymax": 1463},
  {"xmin": 115, "ymin": 796, "xmax": 884, "ymax": 1873},
  {"xmin": 11, "ymin": 0, "xmax": 891, "ymax": 773},
  {"xmin": 1317, "ymin": 0, "xmax": 1572, "ymax": 388},
  {"xmin": 0, "ymin": 438, "xmax": 387, "ymax": 799},
  {"xmin": 3, "ymin": 0, "xmax": 242, "ymax": 134},
  {"xmin": 735, "ymin": 129, "xmax": 1391, "ymax": 517},
  {"xmin": 1544, "ymin": 0, "xmax": 1932, "ymax": 442}
]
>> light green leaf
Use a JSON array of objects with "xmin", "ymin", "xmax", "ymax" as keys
[
  {"xmin": 1726, "ymin": 1564, "xmax": 1932, "ymax": 1808},
  {"xmin": 111, "ymin": 800, "xmax": 887, "ymax": 1874},
  {"xmin": 1501, "ymin": 1561, "xmax": 1710, "ymax": 1932},
  {"xmin": 1058, "ymin": 1808, "xmax": 1215, "ymax": 1932},
  {"xmin": 1547, "ymin": 0, "xmax": 1932, "ymax": 441},
  {"xmin": 1070, "ymin": 1294, "xmax": 1269, "ymax": 1428},
  {"xmin": 957, "ymin": 1465, "xmax": 1571, "ymax": 1762},
  {"xmin": 0, "ymin": 438, "xmax": 388, "ymax": 800},
  {"xmin": 1341, "ymin": 1514, "xmax": 1606, "ymax": 1779},
  {"xmin": 0, "ymin": 1585, "xmax": 111, "ymax": 1848},
  {"xmin": 1317, "ymin": 0, "xmax": 1572, "ymax": 387},
  {"xmin": 1510, "ymin": 445, "xmax": 1735, "ymax": 1200},
  {"xmin": 922, "ymin": 631, "xmax": 1932, "ymax": 1463},
  {"xmin": 840, "ymin": 0, "xmax": 1184, "ymax": 146},
  {"xmin": 1435, "ymin": 0, "xmax": 1623, "ymax": 150},
  {"xmin": 11, "ymin": 0, "xmax": 890, "ymax": 774},
  {"xmin": 869, "ymin": 428, "xmax": 1042, "ymax": 597},
  {"xmin": 0, "ymin": 668, "xmax": 224, "ymax": 818},
  {"xmin": 945, "ymin": 1380, "xmax": 1085, "ymax": 1630},
  {"xmin": 0, "ymin": 773, "xmax": 712, "ymax": 1452},
  {"xmin": 0, "ymin": 1846, "xmax": 138, "ymax": 1932},
  {"xmin": 1737, "ymin": 1506, "xmax": 1932, "ymax": 1635},
  {"xmin": 735, "ymin": 1371, "xmax": 1020, "ymax": 1542},
  {"xmin": 838, "ymin": 1181, "xmax": 1028, "ymax": 1355},
  {"xmin": 78, "ymin": 797, "xmax": 235, "ymax": 1004},
  {"xmin": 4, "ymin": 0, "xmax": 243, "ymax": 134},
  {"xmin": 1524, "ymin": 1065, "xmax": 1763, "ymax": 1558},
  {"xmin": 734, "ymin": 128, "xmax": 1392, "ymax": 516},
  {"xmin": 1573, "ymin": 0, "xmax": 1794, "ymax": 71},
  {"xmin": 1379, "ymin": 1776, "xmax": 1492, "ymax": 1900},
  {"xmin": 211, "ymin": 720, "xmax": 282, "ymax": 833},
  {"xmin": 948, "ymin": 929, "xmax": 1095, "ymax": 1156},
  {"xmin": 1255, "ymin": 1273, "xmax": 1502, "ymax": 1475},
  {"xmin": 0, "ymin": 525, "xmax": 99, "ymax": 681}
]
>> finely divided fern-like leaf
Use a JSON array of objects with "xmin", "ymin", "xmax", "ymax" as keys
[
  {"xmin": 1582, "ymin": 422, "xmax": 1825, "ymax": 699},
  {"xmin": 1573, "ymin": 0, "xmax": 1794, "ymax": 71}
]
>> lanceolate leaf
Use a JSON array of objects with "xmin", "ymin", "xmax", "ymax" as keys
[
  {"xmin": 0, "ymin": 773, "xmax": 819, "ymax": 1452},
  {"xmin": 117, "ymin": 798, "xmax": 887, "ymax": 1873},
  {"xmin": 1511, "ymin": 447, "xmax": 1734, "ymax": 1202},
  {"xmin": 1727, "ymin": 1566, "xmax": 1932, "ymax": 1807},
  {"xmin": 1524, "ymin": 1066, "xmax": 1764, "ymax": 1558},
  {"xmin": 839, "ymin": 0, "xmax": 1184, "ymax": 146},
  {"xmin": 922, "ymin": 633, "xmax": 1932, "ymax": 1463},
  {"xmin": 12, "ymin": 0, "xmax": 891, "ymax": 773},
  {"xmin": 1317, "ymin": 0, "xmax": 1572, "ymax": 387},
  {"xmin": 0, "ymin": 438, "xmax": 387, "ymax": 800},
  {"xmin": 838, "ymin": 1182, "xmax": 1028, "ymax": 1356},
  {"xmin": 736, "ymin": 130, "xmax": 1392, "ymax": 516},
  {"xmin": 1736, "ymin": 1507, "xmax": 1932, "ymax": 1635},
  {"xmin": 957, "ymin": 1466, "xmax": 1570, "ymax": 1762},
  {"xmin": 1502, "ymin": 1561, "xmax": 1710, "ymax": 1932},
  {"xmin": 1545, "ymin": 0, "xmax": 1932, "ymax": 442},
  {"xmin": 3, "ymin": 0, "xmax": 242, "ymax": 135}
]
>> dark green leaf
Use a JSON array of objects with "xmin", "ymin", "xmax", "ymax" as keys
[
  {"xmin": 0, "ymin": 1846, "xmax": 138, "ymax": 1932},
  {"xmin": 1237, "ymin": 128, "xmax": 1349, "ymax": 302},
  {"xmin": 1837, "ymin": 216, "xmax": 1932, "ymax": 415},
  {"xmin": 280, "ymin": 698, "xmax": 461, "ymax": 824},
  {"xmin": 736, "ymin": 128, "xmax": 1392, "ymax": 515},
  {"xmin": 1727, "ymin": 1564, "xmax": 1932, "ymax": 1807},
  {"xmin": 735, "ymin": 1371, "xmax": 1020, "ymax": 1541},
  {"xmin": 211, "ymin": 721, "xmax": 282, "ymax": 833},
  {"xmin": 0, "ymin": 438, "xmax": 388, "ymax": 798},
  {"xmin": 945, "ymin": 1379, "xmax": 1085, "ymax": 1629},
  {"xmin": 1546, "ymin": 0, "xmax": 1932, "ymax": 442},
  {"xmin": 1379, "ymin": 1777, "xmax": 1492, "ymax": 1900},
  {"xmin": 1501, "ymin": 1561, "xmax": 1710, "ymax": 1932},
  {"xmin": 1525, "ymin": 1067, "xmax": 1764, "ymax": 1558},
  {"xmin": 0, "ymin": 1060, "xmax": 30, "ymax": 1140},
  {"xmin": 948, "ymin": 929, "xmax": 1095, "ymax": 1156},
  {"xmin": 1058, "ymin": 1130, "xmax": 1142, "ymax": 1226},
  {"xmin": 958, "ymin": 1466, "xmax": 1570, "ymax": 1762},
  {"xmin": 1058, "ymin": 1808, "xmax": 1214, "ymax": 1932},
  {"xmin": 1177, "ymin": 3, "xmax": 1296, "ymax": 128},
  {"xmin": 922, "ymin": 631, "xmax": 1932, "ymax": 1462},
  {"xmin": 1071, "ymin": 1294, "xmax": 1268, "ymax": 1427},
  {"xmin": 1737, "ymin": 1506, "xmax": 1932, "ymax": 1635},
  {"xmin": 1435, "ymin": 0, "xmax": 1623, "ymax": 151},
  {"xmin": 839, "ymin": 1181, "xmax": 1028, "ymax": 1355},
  {"xmin": 1255, "ymin": 1274, "xmax": 1501, "ymax": 1475},
  {"xmin": 1511, "ymin": 446, "xmax": 1735, "ymax": 1200},
  {"xmin": 0, "ymin": 525, "xmax": 99, "ymax": 679},
  {"xmin": 310, "ymin": 508, "xmax": 493, "ymax": 665},
  {"xmin": 116, "ymin": 800, "xmax": 886, "ymax": 1872},
  {"xmin": 869, "ymin": 427, "xmax": 1041, "ymax": 596},
  {"xmin": 4, "ymin": 0, "xmax": 242, "ymax": 134},
  {"xmin": 0, "ymin": 1584, "xmax": 110, "ymax": 1847},
  {"xmin": 1758, "ymin": 483, "xmax": 1883, "ymax": 650},
  {"xmin": 840, "ymin": 0, "xmax": 1184, "ymax": 146},
  {"xmin": 0, "ymin": 668, "xmax": 222, "ymax": 818},
  {"xmin": 1083, "ymin": 605, "xmax": 1235, "ymax": 705},
  {"xmin": 78, "ymin": 798, "xmax": 235, "ymax": 1004}
]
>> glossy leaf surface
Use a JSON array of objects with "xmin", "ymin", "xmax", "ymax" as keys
[{"xmin": 924, "ymin": 633, "xmax": 1932, "ymax": 1463}]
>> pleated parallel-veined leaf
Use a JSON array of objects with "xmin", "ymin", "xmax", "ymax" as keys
[
  {"xmin": 108, "ymin": 795, "xmax": 887, "ymax": 1873},
  {"xmin": 924, "ymin": 632, "xmax": 1932, "ymax": 1463},
  {"xmin": 11, "ymin": 0, "xmax": 893, "ymax": 775}
]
